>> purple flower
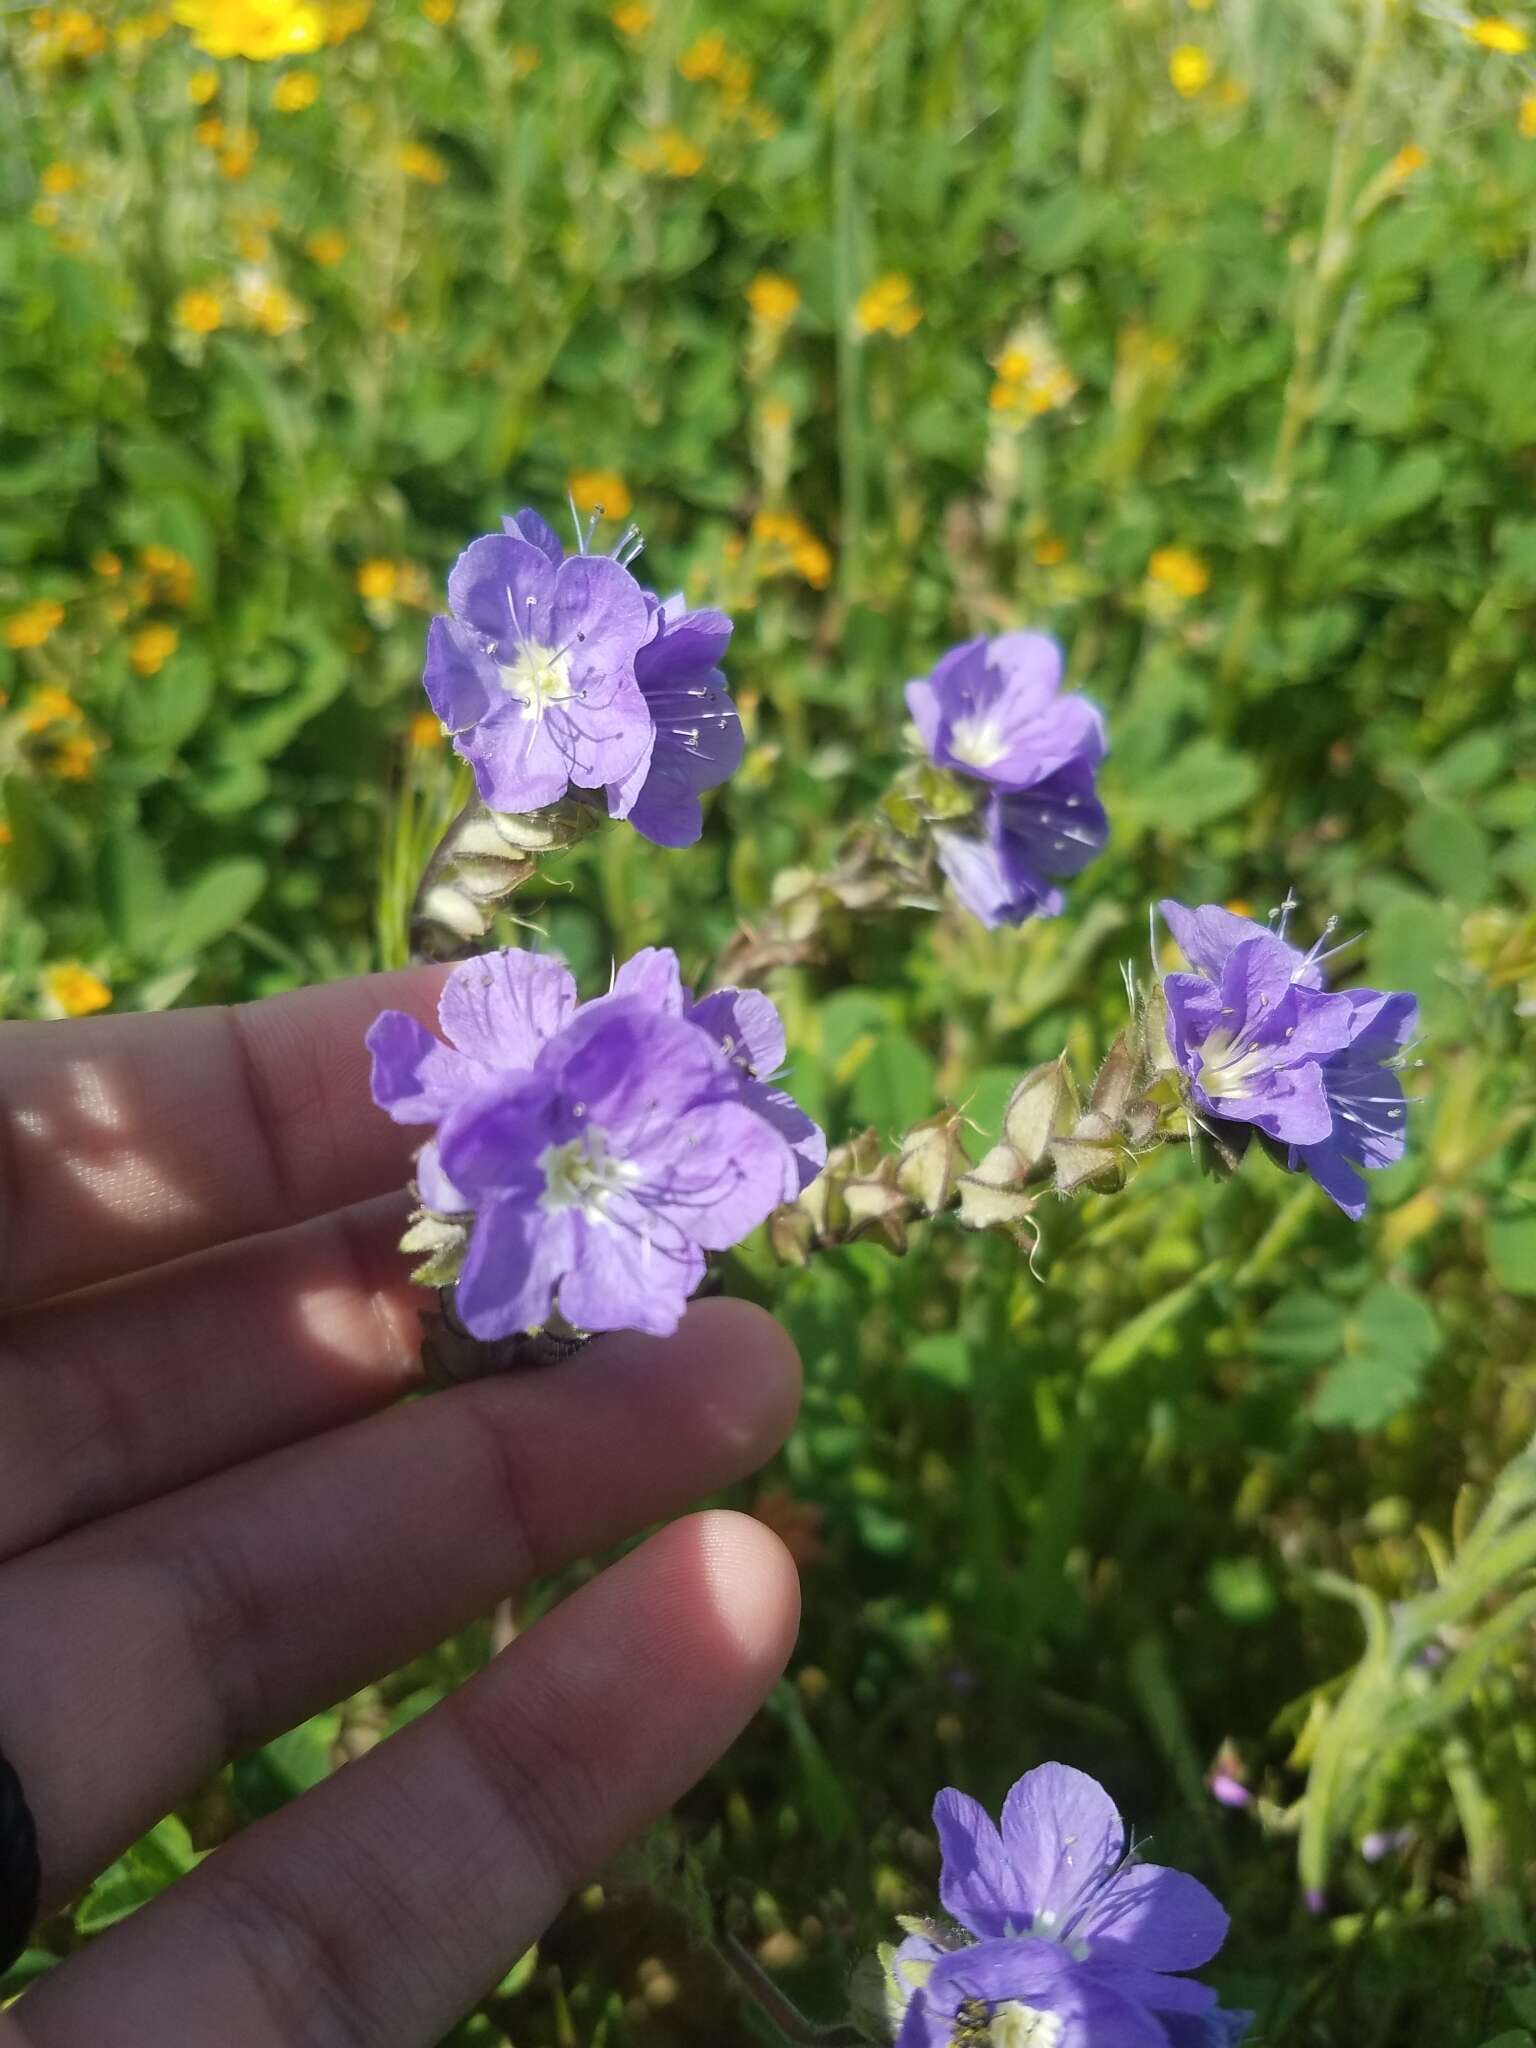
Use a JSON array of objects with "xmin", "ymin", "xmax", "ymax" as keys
[
  {"xmin": 1159, "ymin": 898, "xmax": 1418, "ymax": 1215},
  {"xmin": 907, "ymin": 634, "xmax": 1108, "ymax": 929},
  {"xmin": 606, "ymin": 594, "xmax": 745, "ymax": 848},
  {"xmin": 423, "ymin": 523, "xmax": 653, "ymax": 816},
  {"xmin": 366, "ymin": 946, "xmax": 822, "ymax": 1339},
  {"xmin": 887, "ymin": 1764, "xmax": 1240, "ymax": 2047}
]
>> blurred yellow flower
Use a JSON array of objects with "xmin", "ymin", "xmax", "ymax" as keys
[
  {"xmin": 989, "ymin": 322, "xmax": 1076, "ymax": 420},
  {"xmin": 194, "ymin": 115, "xmax": 225, "ymax": 147},
  {"xmin": 1169, "ymin": 44, "xmax": 1213, "ymax": 95},
  {"xmin": 273, "ymin": 66, "xmax": 318, "ymax": 108},
  {"xmin": 1387, "ymin": 143, "xmax": 1428, "ymax": 185},
  {"xmin": 54, "ymin": 732, "xmax": 100, "ymax": 779},
  {"xmin": 356, "ymin": 558, "xmax": 398, "ymax": 600},
  {"xmin": 235, "ymin": 270, "xmax": 306, "ymax": 334},
  {"xmin": 1521, "ymin": 91, "xmax": 1536, "ymax": 135},
  {"xmin": 43, "ymin": 964, "xmax": 112, "ymax": 1017},
  {"xmin": 1033, "ymin": 535, "xmax": 1068, "ymax": 567},
  {"xmin": 40, "ymin": 8, "xmax": 108, "ymax": 58},
  {"xmin": 409, "ymin": 708, "xmax": 443, "ymax": 749},
  {"xmin": 306, "ymin": 227, "xmax": 347, "ymax": 264},
  {"xmin": 399, "ymin": 139, "xmax": 448, "ymax": 184},
  {"xmin": 1465, "ymin": 16, "xmax": 1529, "ymax": 51},
  {"xmin": 751, "ymin": 510, "xmax": 832, "ymax": 589},
  {"xmin": 747, "ymin": 272, "xmax": 800, "ymax": 326},
  {"xmin": 568, "ymin": 470, "xmax": 633, "ymax": 521},
  {"xmin": 510, "ymin": 41, "xmax": 538, "ymax": 76},
  {"xmin": 5, "ymin": 601, "xmax": 64, "ymax": 650},
  {"xmin": 679, "ymin": 30, "xmax": 727, "ymax": 80},
  {"xmin": 0, "ymin": 822, "xmax": 11, "ymax": 845},
  {"xmin": 175, "ymin": 286, "xmax": 224, "ymax": 334},
  {"xmin": 20, "ymin": 685, "xmax": 81, "ymax": 731},
  {"xmin": 1148, "ymin": 544, "xmax": 1210, "ymax": 599},
  {"xmin": 421, "ymin": 0, "xmax": 453, "ymax": 18},
  {"xmin": 41, "ymin": 161, "xmax": 79, "ymax": 195},
  {"xmin": 322, "ymin": 0, "xmax": 369, "ymax": 41},
  {"xmin": 219, "ymin": 135, "xmax": 257, "ymax": 178},
  {"xmin": 140, "ymin": 544, "xmax": 196, "ymax": 606},
  {"xmin": 855, "ymin": 273, "xmax": 921, "ymax": 337},
  {"xmin": 187, "ymin": 65, "xmax": 219, "ymax": 100},
  {"xmin": 117, "ymin": 10, "xmax": 173, "ymax": 45},
  {"xmin": 717, "ymin": 53, "xmax": 754, "ymax": 105},
  {"xmin": 174, "ymin": 0, "xmax": 323, "ymax": 60},
  {"xmin": 611, "ymin": 1, "xmax": 650, "ymax": 35},
  {"xmin": 130, "ymin": 622, "xmax": 180, "ymax": 675},
  {"xmin": 92, "ymin": 550, "xmax": 123, "ymax": 579}
]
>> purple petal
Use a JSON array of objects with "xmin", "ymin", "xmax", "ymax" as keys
[
  {"xmin": 904, "ymin": 677, "xmax": 944, "ymax": 755},
  {"xmin": 1159, "ymin": 900, "xmax": 1272, "ymax": 983},
  {"xmin": 1075, "ymin": 1863, "xmax": 1229, "ymax": 1973},
  {"xmin": 438, "ymin": 950, "xmax": 578, "ymax": 1068},
  {"xmin": 689, "ymin": 987, "xmax": 786, "ymax": 1076},
  {"xmin": 557, "ymin": 1202, "xmax": 705, "ymax": 1336},
  {"xmin": 1198, "ymin": 1058, "xmax": 1333, "ymax": 1146},
  {"xmin": 628, "ymin": 1098, "xmax": 798, "ymax": 1250},
  {"xmin": 456, "ymin": 1195, "xmax": 573, "ymax": 1339},
  {"xmin": 637, "ymin": 592, "xmax": 733, "ymax": 675},
  {"xmin": 1291, "ymin": 1138, "xmax": 1371, "ymax": 1219},
  {"xmin": 437, "ymin": 1073, "xmax": 560, "ymax": 1200},
  {"xmin": 423, "ymin": 615, "xmax": 497, "ymax": 733},
  {"xmin": 458, "ymin": 699, "xmax": 584, "ymax": 814},
  {"xmin": 415, "ymin": 1139, "xmax": 468, "ymax": 1213},
  {"xmin": 936, "ymin": 825, "xmax": 1062, "ymax": 929},
  {"xmin": 502, "ymin": 507, "xmax": 565, "ymax": 564},
  {"xmin": 549, "ymin": 552, "xmax": 651, "ymax": 674},
  {"xmin": 933, "ymin": 1788, "xmax": 1018, "ymax": 1939},
  {"xmin": 609, "ymin": 946, "xmax": 688, "ymax": 1014},
  {"xmin": 986, "ymin": 629, "xmax": 1066, "ymax": 713},
  {"xmin": 366, "ymin": 1009, "xmax": 484, "ymax": 1124},
  {"xmin": 999, "ymin": 1763, "xmax": 1125, "ymax": 1927},
  {"xmin": 447, "ymin": 532, "xmax": 557, "ymax": 654},
  {"xmin": 747, "ymin": 1081, "xmax": 827, "ymax": 1199}
]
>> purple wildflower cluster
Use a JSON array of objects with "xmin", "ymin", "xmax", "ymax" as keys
[
  {"xmin": 424, "ymin": 508, "xmax": 743, "ymax": 848},
  {"xmin": 890, "ymin": 1764, "xmax": 1250, "ymax": 2048},
  {"xmin": 1160, "ymin": 898, "xmax": 1418, "ymax": 1219},
  {"xmin": 906, "ymin": 632, "xmax": 1109, "ymax": 928},
  {"xmin": 367, "ymin": 946, "xmax": 824, "ymax": 1340}
]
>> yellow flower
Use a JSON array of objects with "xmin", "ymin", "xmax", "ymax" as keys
[
  {"xmin": 173, "ymin": 0, "xmax": 324, "ymax": 61},
  {"xmin": 43, "ymin": 964, "xmax": 112, "ymax": 1018},
  {"xmin": 175, "ymin": 285, "xmax": 224, "ymax": 334},
  {"xmin": 567, "ymin": 469, "xmax": 633, "ymax": 522},
  {"xmin": 219, "ymin": 135, "xmax": 257, "ymax": 178},
  {"xmin": 717, "ymin": 53, "xmax": 753, "ymax": 105},
  {"xmin": 855, "ymin": 272, "xmax": 921, "ymax": 337},
  {"xmin": 409, "ymin": 707, "xmax": 443, "ymax": 749},
  {"xmin": 117, "ymin": 10, "xmax": 173, "ymax": 45},
  {"xmin": 130, "ymin": 621, "xmax": 179, "ymax": 675},
  {"xmin": 321, "ymin": 0, "xmax": 369, "ymax": 42},
  {"xmin": 44, "ymin": 8, "xmax": 108, "ymax": 57},
  {"xmin": 1169, "ymin": 44, "xmax": 1213, "ymax": 95},
  {"xmin": 750, "ymin": 509, "xmax": 832, "ymax": 588},
  {"xmin": 140, "ymin": 544, "xmax": 196, "ymax": 606},
  {"xmin": 235, "ymin": 270, "xmax": 306, "ymax": 334},
  {"xmin": 187, "ymin": 65, "xmax": 219, "ymax": 101},
  {"xmin": 1521, "ymin": 91, "xmax": 1536, "ymax": 135},
  {"xmin": 54, "ymin": 732, "xmax": 100, "ymax": 779},
  {"xmin": 41, "ymin": 161, "xmax": 79, "ymax": 194},
  {"xmin": 398, "ymin": 139, "xmax": 448, "ymax": 184},
  {"xmin": 194, "ymin": 114, "xmax": 225, "ymax": 147},
  {"xmin": 421, "ymin": 0, "xmax": 453, "ymax": 18},
  {"xmin": 92, "ymin": 549, "xmax": 123, "ymax": 579},
  {"xmin": 610, "ymin": 0, "xmax": 650, "ymax": 35},
  {"xmin": 273, "ymin": 66, "xmax": 318, "ymax": 108},
  {"xmin": 5, "ymin": 600, "xmax": 64, "ymax": 650},
  {"xmin": 1389, "ymin": 142, "xmax": 1428, "ymax": 181},
  {"xmin": 1147, "ymin": 544, "xmax": 1210, "ymax": 599},
  {"xmin": 0, "ymin": 821, "xmax": 11, "ymax": 845},
  {"xmin": 305, "ymin": 227, "xmax": 347, "ymax": 264},
  {"xmin": 679, "ymin": 29, "xmax": 726, "ymax": 80},
  {"xmin": 20, "ymin": 684, "xmax": 81, "ymax": 731},
  {"xmin": 510, "ymin": 40, "xmax": 538, "ymax": 76},
  {"xmin": 747, "ymin": 272, "xmax": 800, "ymax": 326},
  {"xmin": 1465, "ymin": 16, "xmax": 1529, "ymax": 52},
  {"xmin": 356, "ymin": 558, "xmax": 398, "ymax": 600},
  {"xmin": 656, "ymin": 128, "xmax": 703, "ymax": 176}
]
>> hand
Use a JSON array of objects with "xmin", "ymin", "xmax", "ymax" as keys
[{"xmin": 0, "ymin": 968, "xmax": 802, "ymax": 2046}]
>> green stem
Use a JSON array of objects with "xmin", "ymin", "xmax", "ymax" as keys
[
  {"xmin": 714, "ymin": 1931, "xmax": 868, "ymax": 2047},
  {"xmin": 831, "ymin": 0, "xmax": 865, "ymax": 606}
]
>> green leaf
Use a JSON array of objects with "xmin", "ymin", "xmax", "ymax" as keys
[
  {"xmin": 849, "ymin": 1031, "xmax": 936, "ymax": 1135},
  {"xmin": 1310, "ymin": 1284, "xmax": 1441, "ymax": 1431},
  {"xmin": 1405, "ymin": 802, "xmax": 1491, "ymax": 904},
  {"xmin": 75, "ymin": 1816, "xmax": 197, "ymax": 1934},
  {"xmin": 1, "ymin": 773, "xmax": 56, "ymax": 902},
  {"xmin": 170, "ymin": 858, "xmax": 268, "ymax": 956},
  {"xmin": 1255, "ymin": 1290, "xmax": 1345, "ymax": 1368},
  {"xmin": 232, "ymin": 1711, "xmax": 340, "ymax": 1820},
  {"xmin": 98, "ymin": 824, "xmax": 169, "ymax": 956},
  {"xmin": 1119, "ymin": 740, "xmax": 1260, "ymax": 835},
  {"xmin": 904, "ymin": 1332, "xmax": 972, "ymax": 1389},
  {"xmin": 1488, "ymin": 1212, "xmax": 1536, "ymax": 1298}
]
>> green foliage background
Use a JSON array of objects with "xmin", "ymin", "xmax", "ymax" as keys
[{"xmin": 4, "ymin": 0, "xmax": 1536, "ymax": 2041}]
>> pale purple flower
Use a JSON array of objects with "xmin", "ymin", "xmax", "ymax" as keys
[
  {"xmin": 366, "ymin": 946, "xmax": 822, "ymax": 1339},
  {"xmin": 890, "ymin": 1764, "xmax": 1245, "ymax": 2048},
  {"xmin": 606, "ymin": 594, "xmax": 744, "ymax": 847},
  {"xmin": 1159, "ymin": 897, "xmax": 1418, "ymax": 1214},
  {"xmin": 907, "ymin": 634, "xmax": 1107, "ymax": 928},
  {"xmin": 423, "ymin": 523, "xmax": 653, "ymax": 815}
]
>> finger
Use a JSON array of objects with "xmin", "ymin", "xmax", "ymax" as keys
[
  {"xmin": 0, "ymin": 1194, "xmax": 425, "ymax": 1564},
  {"xmin": 12, "ymin": 1511, "xmax": 798, "ymax": 2048},
  {"xmin": 0, "ymin": 964, "xmax": 446, "ymax": 1313},
  {"xmin": 0, "ymin": 1299, "xmax": 800, "ymax": 1906}
]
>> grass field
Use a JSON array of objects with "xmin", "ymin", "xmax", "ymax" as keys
[{"xmin": 4, "ymin": 0, "xmax": 1536, "ymax": 2041}]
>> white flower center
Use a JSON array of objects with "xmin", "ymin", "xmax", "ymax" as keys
[
  {"xmin": 989, "ymin": 2003, "xmax": 1065, "ymax": 2048},
  {"xmin": 498, "ymin": 640, "xmax": 574, "ymax": 721},
  {"xmin": 1196, "ymin": 1027, "xmax": 1267, "ymax": 1100},
  {"xmin": 947, "ymin": 711, "xmax": 1011, "ymax": 770},
  {"xmin": 537, "ymin": 1126, "xmax": 639, "ymax": 1223}
]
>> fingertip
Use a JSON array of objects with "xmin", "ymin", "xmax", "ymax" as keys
[
  {"xmin": 678, "ymin": 1295, "xmax": 803, "ymax": 1457},
  {"xmin": 688, "ymin": 1506, "xmax": 802, "ymax": 1682}
]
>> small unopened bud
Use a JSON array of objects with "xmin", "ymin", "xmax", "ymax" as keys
[
  {"xmin": 897, "ymin": 1109, "xmax": 970, "ymax": 1215},
  {"xmin": 956, "ymin": 1144, "xmax": 1036, "ymax": 1231}
]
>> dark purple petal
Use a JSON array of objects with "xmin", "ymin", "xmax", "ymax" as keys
[
  {"xmin": 455, "ymin": 1193, "xmax": 574, "ymax": 1339},
  {"xmin": 436, "ymin": 1073, "xmax": 561, "ymax": 1200},
  {"xmin": 502, "ymin": 507, "xmax": 565, "ymax": 564},
  {"xmin": 747, "ymin": 1081, "xmax": 827, "ymax": 1198},
  {"xmin": 690, "ymin": 987, "xmax": 786, "ymax": 1077},
  {"xmin": 999, "ymin": 1763, "xmax": 1125, "ymax": 1929},
  {"xmin": 623, "ymin": 676, "xmax": 744, "ymax": 846},
  {"xmin": 636, "ymin": 592, "xmax": 733, "ymax": 676},
  {"xmin": 366, "ymin": 1009, "xmax": 484, "ymax": 1125},
  {"xmin": 922, "ymin": 1940, "xmax": 1170, "ymax": 2048},
  {"xmin": 423, "ymin": 615, "xmax": 497, "ymax": 734},
  {"xmin": 935, "ymin": 824, "xmax": 1063, "ymax": 929},
  {"xmin": 438, "ymin": 950, "xmax": 578, "ymax": 1069},
  {"xmin": 934, "ymin": 1788, "xmax": 1019, "ymax": 1939},
  {"xmin": 1075, "ymin": 1863, "xmax": 1229, "ymax": 1974},
  {"xmin": 1159, "ymin": 2009, "xmax": 1253, "ymax": 2048},
  {"xmin": 994, "ymin": 765, "xmax": 1109, "ymax": 880}
]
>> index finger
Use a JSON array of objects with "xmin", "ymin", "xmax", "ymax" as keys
[{"xmin": 0, "ymin": 965, "xmax": 447, "ymax": 1312}]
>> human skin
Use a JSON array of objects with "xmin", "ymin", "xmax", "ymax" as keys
[{"xmin": 0, "ymin": 966, "xmax": 802, "ymax": 2046}]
